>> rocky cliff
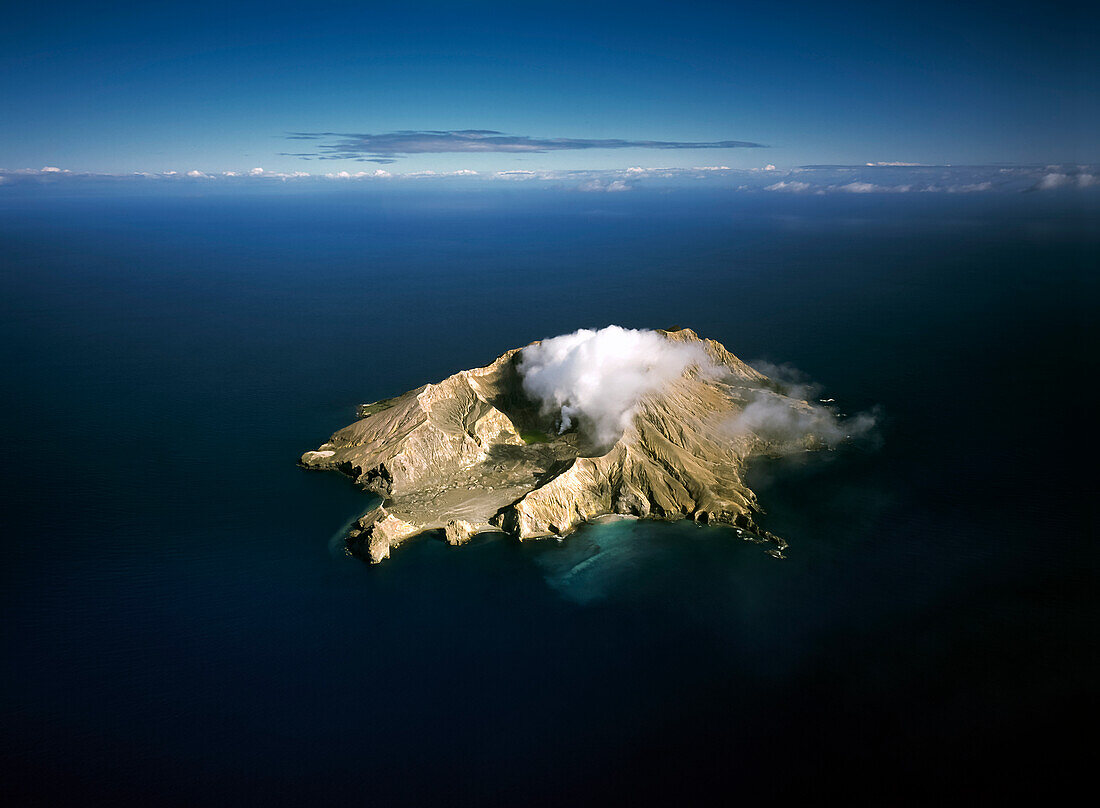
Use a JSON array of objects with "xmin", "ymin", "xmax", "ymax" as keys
[{"xmin": 300, "ymin": 328, "xmax": 810, "ymax": 563}]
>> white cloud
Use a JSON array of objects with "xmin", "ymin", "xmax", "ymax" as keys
[
  {"xmin": 323, "ymin": 169, "xmax": 390, "ymax": 179},
  {"xmin": 838, "ymin": 181, "xmax": 879, "ymax": 193},
  {"xmin": 518, "ymin": 326, "xmax": 714, "ymax": 449},
  {"xmin": 494, "ymin": 170, "xmax": 540, "ymax": 181},
  {"xmin": 947, "ymin": 181, "xmax": 993, "ymax": 193},
  {"xmin": 619, "ymin": 167, "xmax": 677, "ymax": 177},
  {"xmin": 764, "ymin": 180, "xmax": 812, "ymax": 192},
  {"xmin": 578, "ymin": 178, "xmax": 632, "ymax": 192},
  {"xmin": 1031, "ymin": 171, "xmax": 1098, "ymax": 191},
  {"xmin": 724, "ymin": 390, "xmax": 877, "ymax": 452},
  {"xmin": 835, "ymin": 182, "xmax": 914, "ymax": 193},
  {"xmin": 1036, "ymin": 173, "xmax": 1071, "ymax": 190},
  {"xmin": 3, "ymin": 163, "xmax": 1094, "ymax": 194}
]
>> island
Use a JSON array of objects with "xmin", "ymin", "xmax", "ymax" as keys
[{"xmin": 300, "ymin": 327, "xmax": 845, "ymax": 563}]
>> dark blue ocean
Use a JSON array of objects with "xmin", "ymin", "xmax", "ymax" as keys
[{"xmin": 1, "ymin": 188, "xmax": 1095, "ymax": 805}]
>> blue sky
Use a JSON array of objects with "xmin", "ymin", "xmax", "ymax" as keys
[{"xmin": 0, "ymin": 1, "xmax": 1094, "ymax": 176}]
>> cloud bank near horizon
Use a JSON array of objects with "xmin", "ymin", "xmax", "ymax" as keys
[
  {"xmin": 2, "ymin": 164, "xmax": 1096, "ymax": 195},
  {"xmin": 283, "ymin": 129, "xmax": 766, "ymax": 161}
]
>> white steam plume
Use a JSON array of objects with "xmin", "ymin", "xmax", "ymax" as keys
[
  {"xmin": 725, "ymin": 361, "xmax": 880, "ymax": 452},
  {"xmin": 518, "ymin": 326, "xmax": 713, "ymax": 449},
  {"xmin": 725, "ymin": 392, "xmax": 878, "ymax": 451}
]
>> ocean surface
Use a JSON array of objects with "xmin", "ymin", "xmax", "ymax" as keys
[{"xmin": 1, "ymin": 188, "xmax": 1095, "ymax": 805}]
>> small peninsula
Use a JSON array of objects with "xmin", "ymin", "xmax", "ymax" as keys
[{"xmin": 300, "ymin": 327, "xmax": 853, "ymax": 563}]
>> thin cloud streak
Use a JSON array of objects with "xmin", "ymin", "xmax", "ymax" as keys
[{"xmin": 286, "ymin": 129, "xmax": 766, "ymax": 160}]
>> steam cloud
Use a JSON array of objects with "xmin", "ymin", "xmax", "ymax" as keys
[
  {"xmin": 725, "ymin": 392, "xmax": 878, "ymax": 451},
  {"xmin": 517, "ymin": 327, "xmax": 878, "ymax": 454},
  {"xmin": 727, "ymin": 361, "xmax": 879, "ymax": 452},
  {"xmin": 518, "ymin": 326, "xmax": 713, "ymax": 448}
]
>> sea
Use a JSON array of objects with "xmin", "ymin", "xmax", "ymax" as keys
[{"xmin": 1, "ymin": 186, "xmax": 1095, "ymax": 805}]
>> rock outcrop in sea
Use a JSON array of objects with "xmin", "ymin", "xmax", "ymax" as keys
[{"xmin": 300, "ymin": 328, "xmax": 831, "ymax": 563}]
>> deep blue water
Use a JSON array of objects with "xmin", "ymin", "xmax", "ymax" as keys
[{"xmin": 1, "ymin": 189, "xmax": 1095, "ymax": 805}]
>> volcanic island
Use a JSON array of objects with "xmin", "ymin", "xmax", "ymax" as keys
[{"xmin": 300, "ymin": 327, "xmax": 852, "ymax": 563}]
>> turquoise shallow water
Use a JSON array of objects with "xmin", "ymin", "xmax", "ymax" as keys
[{"xmin": 0, "ymin": 189, "xmax": 1094, "ymax": 804}]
